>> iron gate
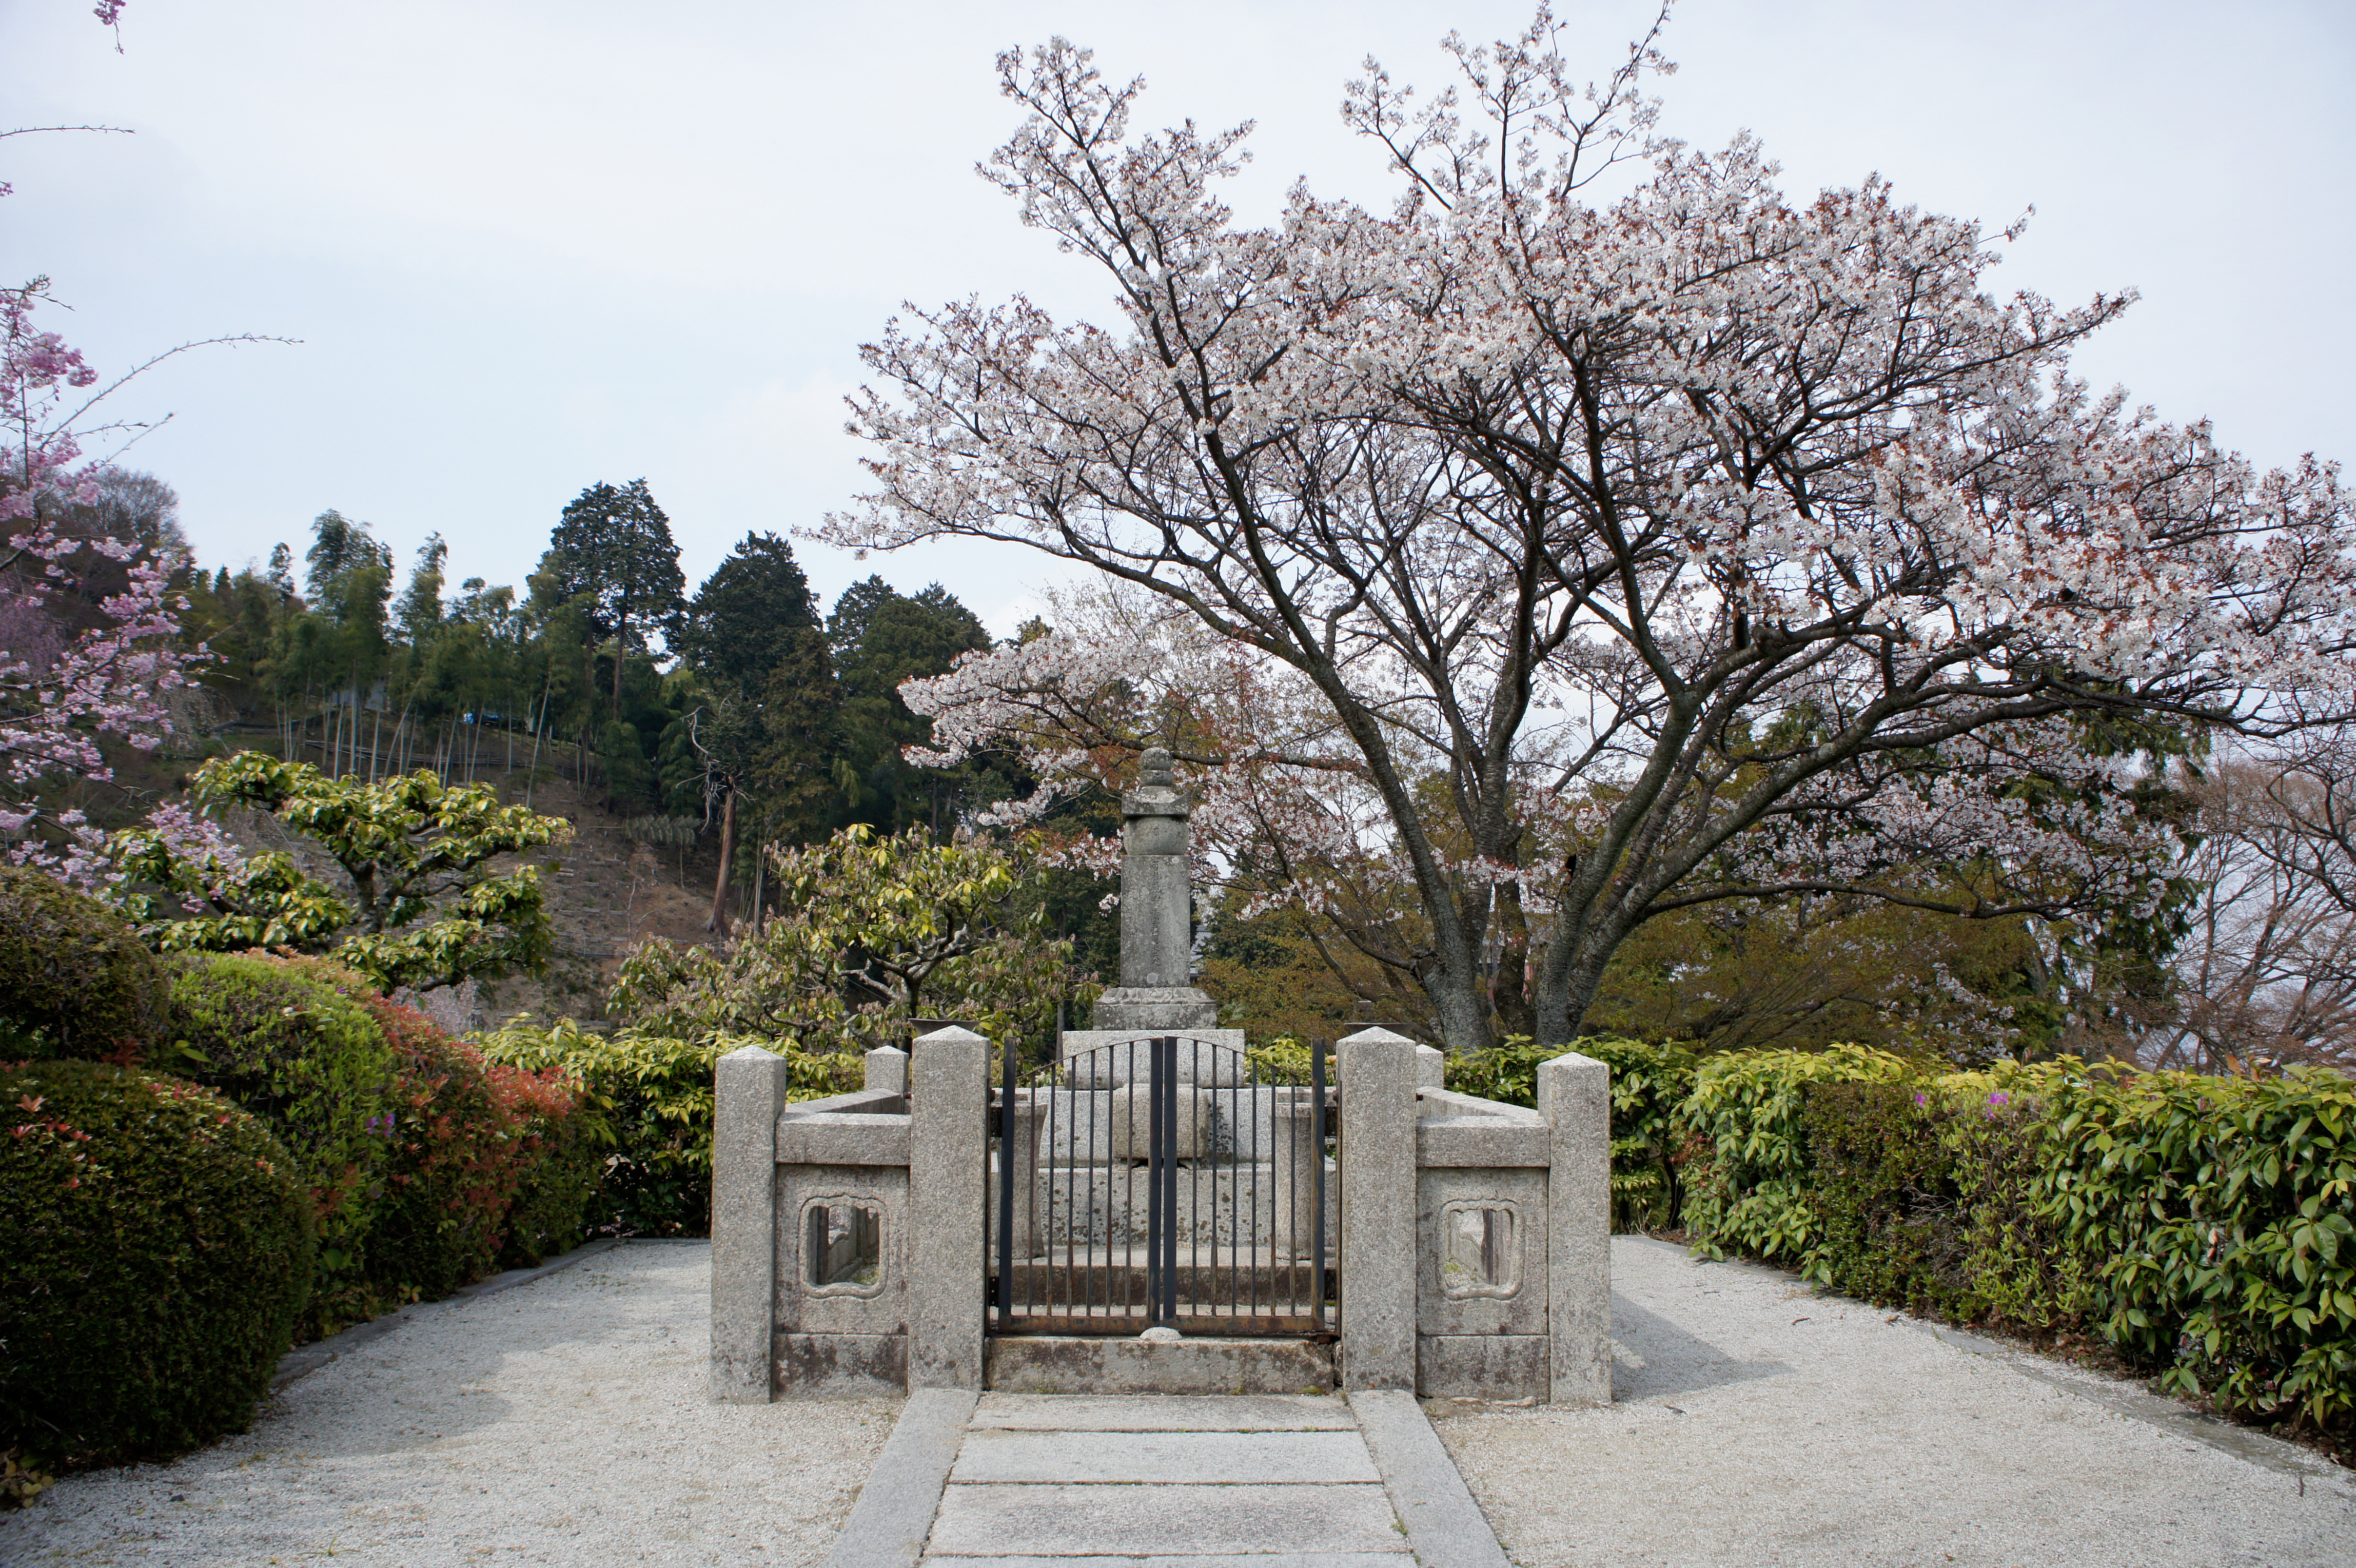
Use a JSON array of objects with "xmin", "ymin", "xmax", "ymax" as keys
[{"xmin": 990, "ymin": 1035, "xmax": 1329, "ymax": 1336}]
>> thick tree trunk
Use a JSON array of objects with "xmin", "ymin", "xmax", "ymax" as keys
[{"xmin": 706, "ymin": 786, "xmax": 737, "ymax": 937}]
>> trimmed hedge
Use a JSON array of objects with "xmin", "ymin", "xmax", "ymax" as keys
[
  {"xmin": 1675, "ymin": 1047, "xmax": 2356, "ymax": 1447},
  {"xmin": 161, "ymin": 953, "xmax": 397, "ymax": 1318},
  {"xmin": 1, "ymin": 1059, "xmax": 313, "ymax": 1469},
  {"xmin": 0, "ymin": 865, "xmax": 168, "ymax": 1060}
]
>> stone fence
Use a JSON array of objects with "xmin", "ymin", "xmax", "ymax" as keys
[{"xmin": 711, "ymin": 1025, "xmax": 1609, "ymax": 1404}]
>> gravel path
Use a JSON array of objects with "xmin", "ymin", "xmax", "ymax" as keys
[
  {"xmin": 10, "ymin": 1236, "xmax": 2352, "ymax": 1567},
  {"xmin": 1434, "ymin": 1237, "xmax": 2356, "ymax": 1568},
  {"xmin": 0, "ymin": 1240, "xmax": 898, "ymax": 1566}
]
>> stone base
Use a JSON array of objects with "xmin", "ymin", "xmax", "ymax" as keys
[
  {"xmin": 774, "ymin": 1330, "xmax": 908, "ymax": 1396},
  {"xmin": 984, "ymin": 1336, "xmax": 1336, "ymax": 1396},
  {"xmin": 1058, "ymin": 1030, "xmax": 1248, "ymax": 1088},
  {"xmin": 1416, "ymin": 1332, "xmax": 1547, "ymax": 1402},
  {"xmin": 1090, "ymin": 987, "xmax": 1221, "ymax": 1032}
]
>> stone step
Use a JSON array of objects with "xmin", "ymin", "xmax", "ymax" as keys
[
  {"xmin": 925, "ymin": 1557, "xmax": 1408, "ymax": 1567},
  {"xmin": 949, "ymin": 1429, "xmax": 1379, "ymax": 1485},
  {"xmin": 968, "ymin": 1394, "xmax": 1354, "ymax": 1432},
  {"xmin": 994, "ymin": 1249, "xmax": 1321, "ymax": 1312},
  {"xmin": 923, "ymin": 1483, "xmax": 1407, "ymax": 1559}
]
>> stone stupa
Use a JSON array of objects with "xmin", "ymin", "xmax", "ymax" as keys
[{"xmin": 1059, "ymin": 747, "xmax": 1245, "ymax": 1072}]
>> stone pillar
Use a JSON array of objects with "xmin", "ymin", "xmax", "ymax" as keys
[
  {"xmin": 1339, "ymin": 1028, "xmax": 1419, "ymax": 1390},
  {"xmin": 1278, "ymin": 1094, "xmax": 1321, "ymax": 1260},
  {"xmin": 1414, "ymin": 1043, "xmax": 1446, "ymax": 1094},
  {"xmin": 865, "ymin": 1044, "xmax": 909, "ymax": 1096},
  {"xmin": 712, "ymin": 1043, "xmax": 792, "ymax": 1403},
  {"xmin": 1539, "ymin": 1051, "xmax": 1613, "ymax": 1405},
  {"xmin": 909, "ymin": 1026, "xmax": 989, "ymax": 1389},
  {"xmin": 1093, "ymin": 748, "xmax": 1219, "ymax": 1032}
]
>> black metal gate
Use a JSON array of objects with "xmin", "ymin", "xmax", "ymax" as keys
[{"xmin": 990, "ymin": 1035, "xmax": 1328, "ymax": 1336}]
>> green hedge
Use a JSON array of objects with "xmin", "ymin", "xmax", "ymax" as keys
[
  {"xmin": 1674, "ymin": 1047, "xmax": 2356, "ymax": 1445},
  {"xmin": 1, "ymin": 1059, "xmax": 313, "ymax": 1471},
  {"xmin": 476, "ymin": 1020, "xmax": 861, "ymax": 1237},
  {"xmin": 0, "ymin": 866, "xmax": 168, "ymax": 1060},
  {"xmin": 160, "ymin": 953, "xmax": 397, "ymax": 1318}
]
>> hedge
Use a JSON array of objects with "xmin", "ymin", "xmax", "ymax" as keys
[
  {"xmin": 1674, "ymin": 1046, "xmax": 2356, "ymax": 1446},
  {"xmin": 0, "ymin": 865, "xmax": 168, "ymax": 1060},
  {"xmin": 476, "ymin": 1020, "xmax": 860, "ymax": 1237},
  {"xmin": 1, "ymin": 1059, "xmax": 313, "ymax": 1474},
  {"xmin": 159, "ymin": 952, "xmax": 398, "ymax": 1322}
]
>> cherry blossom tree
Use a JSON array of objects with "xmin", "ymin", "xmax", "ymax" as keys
[
  {"xmin": 825, "ymin": 7, "xmax": 2356, "ymax": 1051},
  {"xmin": 3, "ymin": 4, "xmax": 276, "ymax": 873}
]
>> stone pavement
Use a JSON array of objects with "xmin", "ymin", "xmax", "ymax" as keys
[{"xmin": 824, "ymin": 1390, "xmax": 1509, "ymax": 1568}]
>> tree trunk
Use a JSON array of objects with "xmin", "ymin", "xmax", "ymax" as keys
[
  {"xmin": 706, "ymin": 786, "xmax": 737, "ymax": 937},
  {"xmin": 612, "ymin": 607, "xmax": 629, "ymax": 719},
  {"xmin": 1490, "ymin": 884, "xmax": 1535, "ymax": 1041}
]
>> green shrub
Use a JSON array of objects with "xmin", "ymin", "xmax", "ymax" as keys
[
  {"xmin": 1445, "ymin": 1035, "xmax": 1698, "ymax": 1231},
  {"xmin": 1797, "ymin": 1080, "xmax": 1973, "ymax": 1315},
  {"xmin": 160, "ymin": 952, "xmax": 397, "ymax": 1324},
  {"xmin": 1675, "ymin": 1042, "xmax": 1916, "ymax": 1260},
  {"xmin": 0, "ymin": 866, "xmax": 167, "ymax": 1059},
  {"xmin": 476, "ymin": 1020, "xmax": 859, "ymax": 1237},
  {"xmin": 2034, "ymin": 1064, "xmax": 2356, "ymax": 1435},
  {"xmin": 0, "ymin": 1059, "xmax": 313, "ymax": 1469}
]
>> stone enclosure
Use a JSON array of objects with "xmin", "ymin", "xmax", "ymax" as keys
[
  {"xmin": 709, "ymin": 1025, "xmax": 1611, "ymax": 1404},
  {"xmin": 710, "ymin": 747, "xmax": 1611, "ymax": 1405}
]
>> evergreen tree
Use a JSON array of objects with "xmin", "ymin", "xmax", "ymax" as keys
[
  {"xmin": 674, "ymin": 531, "xmax": 821, "ymax": 701},
  {"xmin": 827, "ymin": 577, "xmax": 991, "ymax": 837},
  {"xmin": 543, "ymin": 479, "xmax": 685, "ymax": 718}
]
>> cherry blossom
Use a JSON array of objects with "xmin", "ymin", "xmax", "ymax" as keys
[{"xmin": 828, "ymin": 8, "xmax": 2356, "ymax": 1048}]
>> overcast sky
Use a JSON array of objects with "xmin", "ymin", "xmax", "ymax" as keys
[{"xmin": 5, "ymin": 0, "xmax": 2350, "ymax": 636}]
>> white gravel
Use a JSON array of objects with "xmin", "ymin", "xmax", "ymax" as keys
[
  {"xmin": 1434, "ymin": 1236, "xmax": 2356, "ymax": 1568},
  {"xmin": 0, "ymin": 1240, "xmax": 898, "ymax": 1566},
  {"xmin": 12, "ymin": 1234, "xmax": 2352, "ymax": 1567}
]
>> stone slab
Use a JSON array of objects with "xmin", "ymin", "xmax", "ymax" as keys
[
  {"xmin": 984, "ymin": 1336, "xmax": 1335, "ymax": 1397},
  {"xmin": 969, "ymin": 1393, "xmax": 1356, "ymax": 1430},
  {"xmin": 949, "ymin": 1428, "xmax": 1379, "ymax": 1485},
  {"xmin": 923, "ymin": 1557, "xmax": 1408, "ymax": 1567},
  {"xmin": 925, "ymin": 1483, "xmax": 1405, "ymax": 1557},
  {"xmin": 777, "ymin": 1111, "xmax": 912, "ymax": 1167},
  {"xmin": 1415, "ymin": 1118, "xmax": 1550, "ymax": 1168},
  {"xmin": 817, "ymin": 1386, "xmax": 973, "ymax": 1568},
  {"xmin": 1347, "ymin": 1388, "xmax": 1510, "ymax": 1568},
  {"xmin": 1060, "ymin": 1032, "xmax": 1245, "ymax": 1088}
]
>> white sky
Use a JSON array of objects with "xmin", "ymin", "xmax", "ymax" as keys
[{"xmin": 5, "ymin": 0, "xmax": 2350, "ymax": 637}]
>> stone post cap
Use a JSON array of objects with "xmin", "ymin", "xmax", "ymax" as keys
[
  {"xmin": 716, "ymin": 1041, "xmax": 785, "ymax": 1062},
  {"xmin": 865, "ymin": 1044, "xmax": 910, "ymax": 1061},
  {"xmin": 912, "ymin": 1025, "xmax": 991, "ymax": 1046},
  {"xmin": 1337, "ymin": 1027, "xmax": 1420, "ymax": 1047}
]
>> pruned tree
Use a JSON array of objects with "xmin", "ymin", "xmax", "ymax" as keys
[
  {"xmin": 827, "ymin": 10, "xmax": 2356, "ymax": 1051},
  {"xmin": 105, "ymin": 752, "xmax": 573, "ymax": 992}
]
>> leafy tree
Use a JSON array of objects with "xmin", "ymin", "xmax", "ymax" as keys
[
  {"xmin": 608, "ymin": 825, "xmax": 1095, "ymax": 1051},
  {"xmin": 105, "ymin": 753, "xmax": 572, "ymax": 992},
  {"xmin": 543, "ymin": 479, "xmax": 684, "ymax": 718}
]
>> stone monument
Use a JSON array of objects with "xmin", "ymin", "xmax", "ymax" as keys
[{"xmin": 1059, "ymin": 747, "xmax": 1246, "ymax": 1073}]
